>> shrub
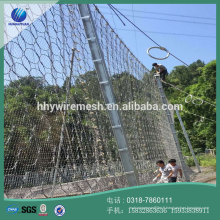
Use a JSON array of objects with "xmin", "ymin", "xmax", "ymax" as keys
[
  {"xmin": 186, "ymin": 156, "xmax": 195, "ymax": 167},
  {"xmin": 198, "ymin": 154, "xmax": 216, "ymax": 170}
]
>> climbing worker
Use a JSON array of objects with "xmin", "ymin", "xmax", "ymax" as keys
[
  {"xmin": 152, "ymin": 160, "xmax": 169, "ymax": 183},
  {"xmin": 152, "ymin": 63, "xmax": 168, "ymax": 81}
]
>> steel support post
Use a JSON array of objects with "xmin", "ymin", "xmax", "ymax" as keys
[
  {"xmin": 176, "ymin": 109, "xmax": 201, "ymax": 173},
  {"xmin": 78, "ymin": 4, "xmax": 139, "ymax": 186},
  {"xmin": 155, "ymin": 75, "xmax": 190, "ymax": 181}
]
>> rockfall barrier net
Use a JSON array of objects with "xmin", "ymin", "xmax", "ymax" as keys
[{"xmin": 4, "ymin": 4, "xmax": 190, "ymax": 199}]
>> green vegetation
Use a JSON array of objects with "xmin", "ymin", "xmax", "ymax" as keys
[
  {"xmin": 185, "ymin": 156, "xmax": 196, "ymax": 167},
  {"xmin": 198, "ymin": 154, "xmax": 216, "ymax": 169},
  {"xmin": 186, "ymin": 154, "xmax": 216, "ymax": 170},
  {"xmin": 4, "ymin": 70, "xmax": 155, "ymax": 175},
  {"xmin": 164, "ymin": 60, "xmax": 216, "ymax": 155},
  {"xmin": 4, "ymin": 59, "xmax": 216, "ymax": 175}
]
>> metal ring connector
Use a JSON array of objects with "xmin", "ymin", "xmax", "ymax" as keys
[{"xmin": 147, "ymin": 46, "xmax": 170, "ymax": 60}]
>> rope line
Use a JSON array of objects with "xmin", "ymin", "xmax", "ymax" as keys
[
  {"xmin": 116, "ymin": 28, "xmax": 215, "ymax": 39},
  {"xmin": 102, "ymin": 4, "xmax": 216, "ymax": 124},
  {"xmin": 181, "ymin": 110, "xmax": 215, "ymax": 122},
  {"xmin": 108, "ymin": 4, "xmax": 190, "ymax": 66},
  {"xmin": 103, "ymin": 11, "xmax": 216, "ymax": 26},
  {"xmin": 98, "ymin": 5, "xmax": 216, "ymax": 21},
  {"xmin": 161, "ymin": 80, "xmax": 216, "ymax": 107}
]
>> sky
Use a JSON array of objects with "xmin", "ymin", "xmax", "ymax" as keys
[
  {"xmin": 4, "ymin": 4, "xmax": 216, "ymax": 86},
  {"xmin": 97, "ymin": 4, "xmax": 216, "ymax": 72}
]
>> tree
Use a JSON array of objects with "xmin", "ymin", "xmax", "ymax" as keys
[{"xmin": 164, "ymin": 60, "xmax": 216, "ymax": 154}]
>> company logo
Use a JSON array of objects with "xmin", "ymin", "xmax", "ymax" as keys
[
  {"xmin": 11, "ymin": 8, "xmax": 27, "ymax": 22},
  {"xmin": 21, "ymin": 206, "xmax": 37, "ymax": 214},
  {"xmin": 6, "ymin": 205, "xmax": 19, "ymax": 214},
  {"xmin": 38, "ymin": 204, "xmax": 48, "ymax": 216},
  {"xmin": 54, "ymin": 205, "xmax": 65, "ymax": 217}
]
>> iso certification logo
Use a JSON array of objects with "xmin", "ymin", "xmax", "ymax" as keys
[{"xmin": 54, "ymin": 205, "xmax": 65, "ymax": 217}]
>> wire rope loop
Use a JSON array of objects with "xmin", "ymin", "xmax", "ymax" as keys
[
  {"xmin": 147, "ymin": 46, "xmax": 170, "ymax": 60},
  {"xmin": 185, "ymin": 94, "xmax": 193, "ymax": 103},
  {"xmin": 200, "ymin": 116, "xmax": 205, "ymax": 122},
  {"xmin": 192, "ymin": 97, "xmax": 204, "ymax": 105}
]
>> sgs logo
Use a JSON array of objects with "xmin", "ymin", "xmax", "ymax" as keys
[{"xmin": 21, "ymin": 206, "xmax": 37, "ymax": 214}]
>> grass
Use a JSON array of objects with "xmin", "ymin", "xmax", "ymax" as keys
[{"xmin": 186, "ymin": 154, "xmax": 216, "ymax": 170}]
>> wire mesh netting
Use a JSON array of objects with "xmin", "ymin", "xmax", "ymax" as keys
[{"xmin": 4, "ymin": 4, "xmax": 190, "ymax": 199}]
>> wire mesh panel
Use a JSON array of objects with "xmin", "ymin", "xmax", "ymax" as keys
[
  {"xmin": 90, "ymin": 5, "xmax": 188, "ymax": 184},
  {"xmin": 4, "ymin": 4, "xmax": 189, "ymax": 199}
]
